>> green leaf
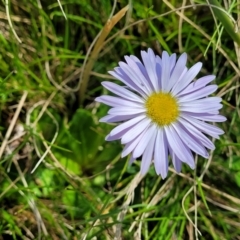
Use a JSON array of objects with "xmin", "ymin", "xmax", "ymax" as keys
[
  {"xmin": 58, "ymin": 154, "xmax": 82, "ymax": 175},
  {"xmin": 61, "ymin": 186, "xmax": 91, "ymax": 217},
  {"xmin": 30, "ymin": 169, "xmax": 55, "ymax": 197},
  {"xmin": 231, "ymin": 156, "xmax": 240, "ymax": 187},
  {"xmin": 235, "ymin": 172, "xmax": 240, "ymax": 187},
  {"xmin": 69, "ymin": 109, "xmax": 103, "ymax": 165},
  {"xmin": 208, "ymin": 0, "xmax": 240, "ymax": 45},
  {"xmin": 197, "ymin": 178, "xmax": 212, "ymax": 216}
]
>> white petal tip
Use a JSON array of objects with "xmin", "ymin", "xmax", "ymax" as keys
[
  {"xmin": 189, "ymin": 164, "xmax": 195, "ymax": 170},
  {"xmin": 221, "ymin": 116, "xmax": 227, "ymax": 121},
  {"xmin": 218, "ymin": 130, "xmax": 225, "ymax": 135},
  {"xmin": 121, "ymin": 152, "xmax": 127, "ymax": 158},
  {"xmin": 139, "ymin": 170, "xmax": 147, "ymax": 176},
  {"xmin": 105, "ymin": 134, "xmax": 113, "ymax": 141},
  {"xmin": 101, "ymin": 81, "xmax": 109, "ymax": 87},
  {"xmin": 99, "ymin": 117, "xmax": 106, "ymax": 122},
  {"xmin": 155, "ymin": 168, "xmax": 168, "ymax": 179},
  {"xmin": 202, "ymin": 153, "xmax": 209, "ymax": 159},
  {"xmin": 160, "ymin": 173, "xmax": 167, "ymax": 179},
  {"xmin": 95, "ymin": 97, "xmax": 101, "ymax": 102}
]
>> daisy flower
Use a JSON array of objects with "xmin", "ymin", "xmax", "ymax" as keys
[{"xmin": 96, "ymin": 48, "xmax": 226, "ymax": 179}]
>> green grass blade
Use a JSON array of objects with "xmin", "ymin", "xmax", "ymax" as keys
[{"xmin": 208, "ymin": 0, "xmax": 240, "ymax": 45}]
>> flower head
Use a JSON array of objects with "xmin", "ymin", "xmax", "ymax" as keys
[{"xmin": 96, "ymin": 48, "xmax": 226, "ymax": 178}]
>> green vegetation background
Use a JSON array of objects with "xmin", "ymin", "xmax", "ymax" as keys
[{"xmin": 0, "ymin": 0, "xmax": 239, "ymax": 239}]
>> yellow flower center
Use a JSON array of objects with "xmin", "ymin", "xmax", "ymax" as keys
[{"xmin": 145, "ymin": 92, "xmax": 179, "ymax": 126}]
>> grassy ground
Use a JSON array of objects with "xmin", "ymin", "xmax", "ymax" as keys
[{"xmin": 0, "ymin": 0, "xmax": 240, "ymax": 239}]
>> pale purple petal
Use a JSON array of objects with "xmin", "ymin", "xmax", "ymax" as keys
[
  {"xmin": 96, "ymin": 95, "xmax": 143, "ymax": 108},
  {"xmin": 180, "ymin": 97, "xmax": 222, "ymax": 113},
  {"xmin": 106, "ymin": 119, "xmax": 142, "ymax": 141},
  {"xmin": 178, "ymin": 85, "xmax": 218, "ymax": 102},
  {"xmin": 101, "ymin": 81, "xmax": 144, "ymax": 103},
  {"xmin": 121, "ymin": 128, "xmax": 148, "ymax": 158},
  {"xmin": 165, "ymin": 126, "xmax": 195, "ymax": 168},
  {"xmin": 161, "ymin": 51, "xmax": 171, "ymax": 91},
  {"xmin": 125, "ymin": 55, "xmax": 153, "ymax": 91},
  {"xmin": 169, "ymin": 53, "xmax": 177, "ymax": 73},
  {"xmin": 156, "ymin": 55, "xmax": 162, "ymax": 64},
  {"xmin": 169, "ymin": 147, "xmax": 182, "ymax": 173},
  {"xmin": 209, "ymin": 111, "xmax": 219, "ymax": 115},
  {"xmin": 172, "ymin": 122, "xmax": 209, "ymax": 158},
  {"xmin": 107, "ymin": 126, "xmax": 133, "ymax": 141},
  {"xmin": 129, "ymin": 55, "xmax": 154, "ymax": 90},
  {"xmin": 155, "ymin": 56, "xmax": 162, "ymax": 90},
  {"xmin": 140, "ymin": 125, "xmax": 157, "ymax": 175},
  {"xmin": 166, "ymin": 53, "xmax": 187, "ymax": 92},
  {"xmin": 183, "ymin": 96, "xmax": 222, "ymax": 104},
  {"xmin": 108, "ymin": 107, "xmax": 146, "ymax": 115},
  {"xmin": 154, "ymin": 129, "xmax": 169, "ymax": 179},
  {"xmin": 180, "ymin": 97, "xmax": 222, "ymax": 111},
  {"xmin": 105, "ymin": 129, "xmax": 128, "ymax": 141},
  {"xmin": 178, "ymin": 117, "xmax": 215, "ymax": 150},
  {"xmin": 110, "ymin": 115, "xmax": 146, "ymax": 137},
  {"xmin": 99, "ymin": 114, "xmax": 142, "ymax": 123},
  {"xmin": 121, "ymin": 118, "xmax": 152, "ymax": 144},
  {"xmin": 180, "ymin": 103, "xmax": 222, "ymax": 113},
  {"xmin": 140, "ymin": 49, "xmax": 159, "ymax": 92},
  {"xmin": 177, "ymin": 75, "xmax": 216, "ymax": 96},
  {"xmin": 181, "ymin": 114, "xmax": 224, "ymax": 138},
  {"xmin": 109, "ymin": 68, "xmax": 147, "ymax": 98},
  {"xmin": 119, "ymin": 60, "xmax": 152, "ymax": 94},
  {"xmin": 172, "ymin": 62, "xmax": 202, "ymax": 95},
  {"xmin": 129, "ymin": 155, "xmax": 136, "ymax": 165},
  {"xmin": 185, "ymin": 113, "xmax": 227, "ymax": 122},
  {"xmin": 132, "ymin": 124, "xmax": 157, "ymax": 159}
]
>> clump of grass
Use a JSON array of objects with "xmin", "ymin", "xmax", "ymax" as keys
[{"xmin": 0, "ymin": 0, "xmax": 240, "ymax": 239}]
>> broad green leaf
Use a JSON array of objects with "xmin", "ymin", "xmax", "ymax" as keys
[
  {"xmin": 209, "ymin": 0, "xmax": 240, "ymax": 45},
  {"xmin": 69, "ymin": 109, "xmax": 104, "ymax": 165}
]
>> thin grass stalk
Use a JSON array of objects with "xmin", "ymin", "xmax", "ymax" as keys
[{"xmin": 79, "ymin": 5, "xmax": 129, "ymax": 105}]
